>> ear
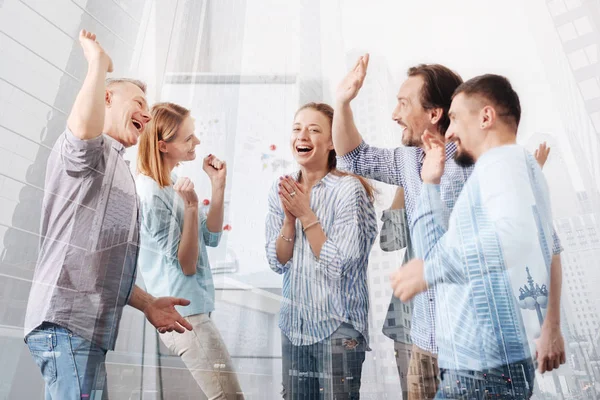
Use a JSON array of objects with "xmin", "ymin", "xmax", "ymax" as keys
[
  {"xmin": 105, "ymin": 89, "xmax": 113, "ymax": 107},
  {"xmin": 429, "ymin": 107, "xmax": 443, "ymax": 126},
  {"xmin": 480, "ymin": 106, "xmax": 495, "ymax": 129},
  {"xmin": 158, "ymin": 140, "xmax": 168, "ymax": 154}
]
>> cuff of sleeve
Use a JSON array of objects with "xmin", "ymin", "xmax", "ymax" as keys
[
  {"xmin": 205, "ymin": 229, "xmax": 222, "ymax": 247},
  {"xmin": 336, "ymin": 140, "xmax": 368, "ymax": 172},
  {"xmin": 267, "ymin": 239, "xmax": 292, "ymax": 273},
  {"xmin": 64, "ymin": 127, "xmax": 104, "ymax": 150},
  {"xmin": 552, "ymin": 245, "xmax": 564, "ymax": 255},
  {"xmin": 423, "ymin": 260, "xmax": 437, "ymax": 287}
]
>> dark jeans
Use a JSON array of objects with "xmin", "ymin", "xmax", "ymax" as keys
[
  {"xmin": 281, "ymin": 328, "xmax": 366, "ymax": 399},
  {"xmin": 435, "ymin": 359, "xmax": 535, "ymax": 400}
]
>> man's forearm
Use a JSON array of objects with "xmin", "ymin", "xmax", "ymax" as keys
[
  {"xmin": 390, "ymin": 187, "xmax": 406, "ymax": 210},
  {"xmin": 332, "ymin": 102, "xmax": 363, "ymax": 156},
  {"xmin": 128, "ymin": 285, "xmax": 155, "ymax": 313},
  {"xmin": 67, "ymin": 60, "xmax": 111, "ymax": 140},
  {"xmin": 544, "ymin": 254, "xmax": 562, "ymax": 327}
]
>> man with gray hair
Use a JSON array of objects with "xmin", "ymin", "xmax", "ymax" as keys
[{"xmin": 24, "ymin": 29, "xmax": 193, "ymax": 400}]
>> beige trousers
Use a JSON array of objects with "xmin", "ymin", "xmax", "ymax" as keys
[{"xmin": 160, "ymin": 313, "xmax": 244, "ymax": 400}]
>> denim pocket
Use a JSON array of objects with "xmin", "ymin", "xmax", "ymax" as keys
[{"xmin": 26, "ymin": 331, "xmax": 57, "ymax": 385}]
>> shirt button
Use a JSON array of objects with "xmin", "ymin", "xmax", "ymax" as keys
[{"xmin": 429, "ymin": 298, "xmax": 433, "ymax": 301}]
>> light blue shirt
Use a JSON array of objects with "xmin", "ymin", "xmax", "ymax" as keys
[
  {"xmin": 136, "ymin": 173, "xmax": 221, "ymax": 317},
  {"xmin": 411, "ymin": 145, "xmax": 556, "ymax": 371},
  {"xmin": 265, "ymin": 172, "xmax": 378, "ymax": 346}
]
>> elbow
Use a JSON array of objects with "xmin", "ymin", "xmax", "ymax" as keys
[
  {"xmin": 178, "ymin": 257, "xmax": 197, "ymax": 276},
  {"xmin": 269, "ymin": 262, "xmax": 286, "ymax": 275},
  {"xmin": 182, "ymin": 267, "xmax": 197, "ymax": 277}
]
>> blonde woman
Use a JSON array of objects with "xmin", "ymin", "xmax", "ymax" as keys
[{"xmin": 137, "ymin": 102, "xmax": 243, "ymax": 399}]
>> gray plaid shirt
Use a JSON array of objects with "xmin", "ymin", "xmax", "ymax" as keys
[{"xmin": 25, "ymin": 128, "xmax": 139, "ymax": 350}]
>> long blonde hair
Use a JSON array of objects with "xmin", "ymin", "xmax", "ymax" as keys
[
  {"xmin": 137, "ymin": 102, "xmax": 190, "ymax": 188},
  {"xmin": 295, "ymin": 102, "xmax": 375, "ymax": 202}
]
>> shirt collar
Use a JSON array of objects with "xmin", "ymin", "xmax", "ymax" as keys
[
  {"xmin": 417, "ymin": 141, "xmax": 457, "ymax": 164},
  {"xmin": 292, "ymin": 170, "xmax": 336, "ymax": 188},
  {"xmin": 104, "ymin": 134, "xmax": 126, "ymax": 156}
]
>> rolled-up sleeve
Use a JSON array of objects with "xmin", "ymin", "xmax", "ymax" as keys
[
  {"xmin": 551, "ymin": 229, "xmax": 563, "ymax": 255},
  {"xmin": 60, "ymin": 128, "xmax": 104, "ymax": 174},
  {"xmin": 200, "ymin": 212, "xmax": 222, "ymax": 247},
  {"xmin": 336, "ymin": 140, "xmax": 406, "ymax": 186},
  {"xmin": 265, "ymin": 181, "xmax": 293, "ymax": 274},
  {"xmin": 316, "ymin": 178, "xmax": 377, "ymax": 280}
]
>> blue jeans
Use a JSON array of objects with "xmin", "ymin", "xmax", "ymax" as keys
[
  {"xmin": 25, "ymin": 322, "xmax": 108, "ymax": 400},
  {"xmin": 281, "ymin": 325, "xmax": 366, "ymax": 400},
  {"xmin": 434, "ymin": 359, "xmax": 535, "ymax": 399}
]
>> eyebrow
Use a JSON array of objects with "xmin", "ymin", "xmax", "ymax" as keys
[
  {"xmin": 136, "ymin": 96, "xmax": 149, "ymax": 111},
  {"xmin": 397, "ymin": 96, "xmax": 410, "ymax": 103},
  {"xmin": 292, "ymin": 123, "xmax": 322, "ymax": 129}
]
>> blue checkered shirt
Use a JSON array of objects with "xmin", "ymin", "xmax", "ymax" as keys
[{"xmin": 338, "ymin": 141, "xmax": 472, "ymax": 353}]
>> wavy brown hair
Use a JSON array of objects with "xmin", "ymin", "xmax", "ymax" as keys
[
  {"xmin": 137, "ymin": 102, "xmax": 190, "ymax": 188},
  {"xmin": 295, "ymin": 102, "xmax": 375, "ymax": 202}
]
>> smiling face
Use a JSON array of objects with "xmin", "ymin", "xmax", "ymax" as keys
[
  {"xmin": 391, "ymin": 76, "xmax": 432, "ymax": 147},
  {"xmin": 159, "ymin": 115, "xmax": 201, "ymax": 165},
  {"xmin": 290, "ymin": 108, "xmax": 334, "ymax": 170},
  {"xmin": 446, "ymin": 93, "xmax": 482, "ymax": 167},
  {"xmin": 105, "ymin": 81, "xmax": 151, "ymax": 147}
]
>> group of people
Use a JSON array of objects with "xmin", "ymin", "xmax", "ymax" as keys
[{"xmin": 22, "ymin": 29, "xmax": 566, "ymax": 400}]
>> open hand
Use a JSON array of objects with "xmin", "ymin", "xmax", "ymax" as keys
[
  {"xmin": 79, "ymin": 29, "xmax": 113, "ymax": 73},
  {"xmin": 145, "ymin": 297, "xmax": 193, "ymax": 334},
  {"xmin": 421, "ymin": 130, "xmax": 446, "ymax": 184},
  {"xmin": 336, "ymin": 54, "xmax": 370, "ymax": 105},
  {"xmin": 534, "ymin": 142, "xmax": 551, "ymax": 168}
]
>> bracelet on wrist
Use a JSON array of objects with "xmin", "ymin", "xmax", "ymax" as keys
[
  {"xmin": 302, "ymin": 219, "xmax": 320, "ymax": 232},
  {"xmin": 280, "ymin": 233, "xmax": 294, "ymax": 242}
]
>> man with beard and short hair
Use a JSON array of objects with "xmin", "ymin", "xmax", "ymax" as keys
[
  {"xmin": 391, "ymin": 74, "xmax": 566, "ymax": 399},
  {"xmin": 333, "ymin": 56, "xmax": 565, "ymax": 399}
]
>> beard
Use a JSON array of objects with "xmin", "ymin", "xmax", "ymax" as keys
[
  {"xmin": 454, "ymin": 149, "xmax": 475, "ymax": 167},
  {"xmin": 401, "ymin": 128, "xmax": 423, "ymax": 147}
]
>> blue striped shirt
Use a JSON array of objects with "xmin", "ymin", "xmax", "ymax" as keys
[
  {"xmin": 265, "ymin": 172, "xmax": 377, "ymax": 346},
  {"xmin": 338, "ymin": 141, "xmax": 471, "ymax": 352},
  {"xmin": 412, "ymin": 145, "xmax": 557, "ymax": 371}
]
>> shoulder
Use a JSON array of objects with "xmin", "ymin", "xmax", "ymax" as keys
[
  {"xmin": 475, "ymin": 145, "xmax": 528, "ymax": 177},
  {"xmin": 136, "ymin": 174, "xmax": 169, "ymax": 204},
  {"xmin": 332, "ymin": 173, "xmax": 369, "ymax": 198}
]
